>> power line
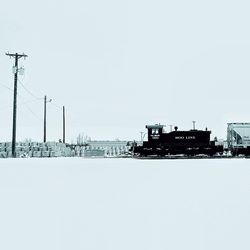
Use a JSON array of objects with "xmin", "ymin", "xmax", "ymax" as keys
[
  {"xmin": 18, "ymin": 79, "xmax": 63, "ymax": 112},
  {"xmin": 5, "ymin": 79, "xmax": 64, "ymax": 128},
  {"xmin": 50, "ymin": 102, "xmax": 61, "ymax": 110},
  {"xmin": 0, "ymin": 81, "xmax": 34, "ymax": 103},
  {"xmin": 0, "ymin": 99, "xmax": 43, "ymax": 111},
  {"xmin": 0, "ymin": 82, "xmax": 13, "ymax": 92},
  {"xmin": 0, "ymin": 80, "xmax": 43, "ymax": 111},
  {"xmin": 24, "ymin": 104, "xmax": 43, "ymax": 122},
  {"xmin": 18, "ymin": 79, "xmax": 42, "ymax": 100}
]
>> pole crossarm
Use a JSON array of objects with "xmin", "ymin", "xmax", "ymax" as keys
[{"xmin": 5, "ymin": 53, "xmax": 28, "ymax": 59}]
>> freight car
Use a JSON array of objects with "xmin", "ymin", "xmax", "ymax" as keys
[
  {"xmin": 227, "ymin": 123, "xmax": 250, "ymax": 156},
  {"xmin": 132, "ymin": 124, "xmax": 223, "ymax": 157}
]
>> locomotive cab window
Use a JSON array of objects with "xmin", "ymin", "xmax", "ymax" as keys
[{"xmin": 152, "ymin": 129, "xmax": 159, "ymax": 135}]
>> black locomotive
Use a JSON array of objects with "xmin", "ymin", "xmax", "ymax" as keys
[{"xmin": 132, "ymin": 124, "xmax": 223, "ymax": 157}]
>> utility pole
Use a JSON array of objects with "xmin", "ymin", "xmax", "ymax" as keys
[
  {"xmin": 44, "ymin": 95, "xmax": 47, "ymax": 143},
  {"xmin": 63, "ymin": 106, "xmax": 65, "ymax": 143},
  {"xmin": 6, "ymin": 52, "xmax": 28, "ymax": 157},
  {"xmin": 43, "ymin": 95, "xmax": 52, "ymax": 143}
]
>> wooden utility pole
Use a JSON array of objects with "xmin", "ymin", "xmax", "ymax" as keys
[
  {"xmin": 44, "ymin": 95, "xmax": 47, "ymax": 143},
  {"xmin": 63, "ymin": 106, "xmax": 65, "ymax": 143},
  {"xmin": 6, "ymin": 52, "xmax": 28, "ymax": 157},
  {"xmin": 43, "ymin": 95, "xmax": 52, "ymax": 143}
]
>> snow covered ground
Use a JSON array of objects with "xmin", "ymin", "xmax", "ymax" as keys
[{"xmin": 0, "ymin": 158, "xmax": 249, "ymax": 250}]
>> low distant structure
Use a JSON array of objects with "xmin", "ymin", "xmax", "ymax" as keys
[
  {"xmin": 0, "ymin": 141, "xmax": 72, "ymax": 158},
  {"xmin": 70, "ymin": 140, "xmax": 131, "ymax": 157},
  {"xmin": 0, "ymin": 140, "xmax": 132, "ymax": 158}
]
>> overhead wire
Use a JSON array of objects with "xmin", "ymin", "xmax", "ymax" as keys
[
  {"xmin": 0, "ymin": 81, "xmax": 43, "ymax": 108},
  {"xmin": 18, "ymin": 79, "xmax": 42, "ymax": 100},
  {"xmin": 0, "ymin": 82, "xmax": 13, "ymax": 92},
  {"xmin": 0, "ymin": 99, "xmax": 43, "ymax": 111},
  {"xmin": 1, "ymin": 77, "xmax": 64, "ymax": 125},
  {"xmin": 0, "ymin": 80, "xmax": 43, "ymax": 122},
  {"xmin": 17, "ymin": 78, "xmax": 62, "ymax": 120},
  {"xmin": 23, "ymin": 104, "xmax": 43, "ymax": 122},
  {"xmin": 18, "ymin": 79, "xmax": 63, "ymax": 109},
  {"xmin": 51, "ymin": 102, "xmax": 62, "ymax": 110}
]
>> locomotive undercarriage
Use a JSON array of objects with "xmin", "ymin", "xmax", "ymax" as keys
[{"xmin": 133, "ymin": 145, "xmax": 222, "ymax": 157}]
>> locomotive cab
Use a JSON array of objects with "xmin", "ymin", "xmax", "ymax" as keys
[{"xmin": 146, "ymin": 124, "xmax": 164, "ymax": 141}]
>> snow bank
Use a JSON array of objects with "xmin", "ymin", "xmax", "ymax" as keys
[{"xmin": 0, "ymin": 158, "xmax": 249, "ymax": 250}]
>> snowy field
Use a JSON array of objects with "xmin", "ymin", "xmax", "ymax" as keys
[{"xmin": 0, "ymin": 158, "xmax": 249, "ymax": 250}]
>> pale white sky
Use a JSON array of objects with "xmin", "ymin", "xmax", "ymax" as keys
[{"xmin": 1, "ymin": 0, "xmax": 250, "ymax": 142}]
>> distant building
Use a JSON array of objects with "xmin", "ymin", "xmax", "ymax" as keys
[{"xmin": 85, "ymin": 140, "xmax": 131, "ymax": 157}]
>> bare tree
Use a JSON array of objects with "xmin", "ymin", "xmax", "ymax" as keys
[{"xmin": 76, "ymin": 133, "xmax": 90, "ymax": 145}]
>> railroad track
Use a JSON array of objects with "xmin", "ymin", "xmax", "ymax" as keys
[{"xmin": 132, "ymin": 155, "xmax": 249, "ymax": 160}]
